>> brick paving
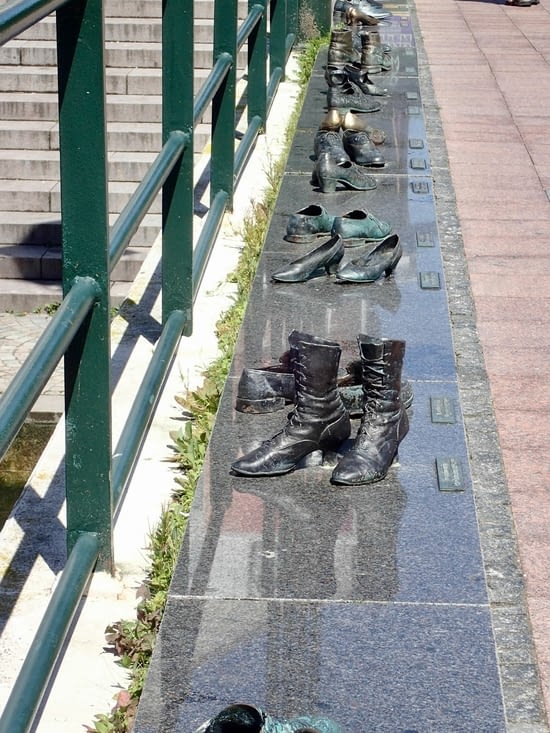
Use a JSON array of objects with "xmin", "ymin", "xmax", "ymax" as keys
[{"xmin": 414, "ymin": 0, "xmax": 550, "ymax": 715}]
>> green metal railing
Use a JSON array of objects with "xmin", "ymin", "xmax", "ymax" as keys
[{"xmin": 0, "ymin": 0, "xmax": 331, "ymax": 729}]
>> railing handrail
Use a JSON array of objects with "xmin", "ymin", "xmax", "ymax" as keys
[
  {"xmin": 0, "ymin": 0, "xmax": 67, "ymax": 45},
  {"xmin": 0, "ymin": 0, "xmax": 333, "ymax": 728}
]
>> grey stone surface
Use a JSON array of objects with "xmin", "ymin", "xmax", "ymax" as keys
[
  {"xmin": 133, "ymin": 8, "xmax": 548, "ymax": 733},
  {"xmin": 136, "ymin": 598, "xmax": 505, "ymax": 733}
]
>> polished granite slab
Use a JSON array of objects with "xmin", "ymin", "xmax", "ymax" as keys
[
  {"xmin": 136, "ymin": 598, "xmax": 505, "ymax": 733},
  {"xmin": 134, "ymin": 12, "xmax": 510, "ymax": 733}
]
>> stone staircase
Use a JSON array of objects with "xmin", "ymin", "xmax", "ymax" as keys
[{"xmin": 0, "ymin": 0, "xmax": 247, "ymax": 312}]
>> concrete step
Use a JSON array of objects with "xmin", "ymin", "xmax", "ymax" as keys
[
  {"xmin": 0, "ymin": 91, "xmax": 219, "ymax": 128},
  {"xmin": 0, "ymin": 41, "xmax": 162, "ymax": 68},
  {"xmin": 0, "ymin": 65, "xmax": 209, "ymax": 96},
  {"xmin": 0, "ymin": 212, "xmax": 160, "ymax": 249},
  {"xmin": 0, "ymin": 278, "xmax": 130, "ymax": 312},
  {"xmin": 0, "ymin": 179, "xmax": 56, "ymax": 211},
  {"xmin": 0, "ymin": 242, "xmax": 148, "ymax": 282},
  {"xmin": 0, "ymin": 40, "xmax": 245, "ymax": 70},
  {"xmin": 104, "ymin": 0, "xmax": 161, "ymax": 17},
  {"xmin": 16, "ymin": 16, "xmax": 219, "ymax": 45},
  {"xmin": 0, "ymin": 149, "xmax": 168, "ymax": 183},
  {"xmin": 0, "ymin": 120, "xmax": 56, "ymax": 150},
  {"xmin": 0, "ymin": 179, "xmax": 163, "ymax": 214},
  {"xmin": 0, "ymin": 92, "xmax": 165, "ymax": 123},
  {"xmin": 102, "ymin": 0, "xmax": 248, "ymax": 19},
  {"xmin": 0, "ymin": 118, "xmax": 210, "ymax": 156}
]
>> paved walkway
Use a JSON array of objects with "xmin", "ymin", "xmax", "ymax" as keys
[{"xmin": 414, "ymin": 0, "xmax": 550, "ymax": 715}]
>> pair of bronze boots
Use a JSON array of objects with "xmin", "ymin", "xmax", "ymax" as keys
[
  {"xmin": 327, "ymin": 27, "xmax": 392, "ymax": 76},
  {"xmin": 231, "ymin": 331, "xmax": 409, "ymax": 486}
]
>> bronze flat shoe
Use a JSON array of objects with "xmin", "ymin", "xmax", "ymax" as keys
[
  {"xmin": 342, "ymin": 129, "xmax": 385, "ymax": 166},
  {"xmin": 313, "ymin": 129, "xmax": 349, "ymax": 164},
  {"xmin": 326, "ymin": 80, "xmax": 382, "ymax": 113},
  {"xmin": 345, "ymin": 5, "xmax": 380, "ymax": 24},
  {"xmin": 342, "ymin": 111, "xmax": 386, "ymax": 143},
  {"xmin": 285, "ymin": 204, "xmax": 336, "ymax": 243}
]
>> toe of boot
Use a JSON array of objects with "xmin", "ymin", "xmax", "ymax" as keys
[{"xmin": 331, "ymin": 449, "xmax": 388, "ymax": 485}]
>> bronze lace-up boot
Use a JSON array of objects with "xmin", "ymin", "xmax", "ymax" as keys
[
  {"xmin": 331, "ymin": 336, "xmax": 409, "ymax": 485},
  {"xmin": 231, "ymin": 334, "xmax": 351, "ymax": 476}
]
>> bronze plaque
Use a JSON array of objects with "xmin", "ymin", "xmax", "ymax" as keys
[
  {"xmin": 436, "ymin": 457, "xmax": 465, "ymax": 491},
  {"xmin": 419, "ymin": 271, "xmax": 441, "ymax": 289},
  {"xmin": 430, "ymin": 396, "xmax": 456, "ymax": 423}
]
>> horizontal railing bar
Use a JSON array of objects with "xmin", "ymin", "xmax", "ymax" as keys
[
  {"xmin": 234, "ymin": 115, "xmax": 262, "ymax": 185},
  {"xmin": 193, "ymin": 52, "xmax": 233, "ymax": 127},
  {"xmin": 0, "ymin": 0, "xmax": 66, "ymax": 46},
  {"xmin": 0, "ymin": 532, "xmax": 99, "ymax": 733},
  {"xmin": 236, "ymin": 4, "xmax": 263, "ymax": 51},
  {"xmin": 109, "ymin": 130, "xmax": 189, "ymax": 269},
  {"xmin": 0, "ymin": 276, "xmax": 99, "ymax": 463},
  {"xmin": 111, "ymin": 309, "xmax": 187, "ymax": 513},
  {"xmin": 192, "ymin": 189, "xmax": 229, "ymax": 303}
]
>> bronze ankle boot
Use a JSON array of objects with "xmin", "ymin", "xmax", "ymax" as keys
[
  {"xmin": 231, "ymin": 334, "xmax": 351, "ymax": 476},
  {"xmin": 327, "ymin": 28, "xmax": 360, "ymax": 66},
  {"xmin": 331, "ymin": 336, "xmax": 409, "ymax": 485}
]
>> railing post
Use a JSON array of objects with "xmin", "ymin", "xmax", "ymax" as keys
[
  {"xmin": 286, "ymin": 0, "xmax": 299, "ymax": 37},
  {"xmin": 247, "ymin": 0, "xmax": 267, "ymax": 129},
  {"xmin": 270, "ymin": 0, "xmax": 287, "ymax": 80},
  {"xmin": 56, "ymin": 0, "xmax": 113, "ymax": 569},
  {"xmin": 162, "ymin": 0, "xmax": 194, "ymax": 331},
  {"xmin": 210, "ymin": 0, "xmax": 238, "ymax": 209}
]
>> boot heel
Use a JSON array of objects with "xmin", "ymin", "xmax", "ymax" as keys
[
  {"xmin": 319, "ymin": 177, "xmax": 338, "ymax": 193},
  {"xmin": 384, "ymin": 256, "xmax": 401, "ymax": 277}
]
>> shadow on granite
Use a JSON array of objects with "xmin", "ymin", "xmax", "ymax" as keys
[{"xmin": 136, "ymin": 599, "xmax": 504, "ymax": 733}]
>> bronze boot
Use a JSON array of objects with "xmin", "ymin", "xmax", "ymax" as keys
[
  {"xmin": 331, "ymin": 335, "xmax": 409, "ymax": 485},
  {"xmin": 327, "ymin": 28, "xmax": 360, "ymax": 66},
  {"xmin": 232, "ymin": 334, "xmax": 351, "ymax": 476}
]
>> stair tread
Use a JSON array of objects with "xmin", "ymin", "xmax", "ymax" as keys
[
  {"xmin": 0, "ymin": 5, "xmax": 229, "ymax": 305},
  {"xmin": 0, "ymin": 210, "xmax": 161, "ymax": 222}
]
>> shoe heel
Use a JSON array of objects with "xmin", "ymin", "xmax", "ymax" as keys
[
  {"xmin": 325, "ymin": 250, "xmax": 344, "ymax": 275},
  {"xmin": 319, "ymin": 177, "xmax": 337, "ymax": 193},
  {"xmin": 384, "ymin": 243, "xmax": 402, "ymax": 276}
]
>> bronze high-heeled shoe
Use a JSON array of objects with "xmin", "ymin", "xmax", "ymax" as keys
[
  {"xmin": 271, "ymin": 234, "xmax": 345, "ymax": 282},
  {"xmin": 336, "ymin": 234, "xmax": 402, "ymax": 282},
  {"xmin": 314, "ymin": 152, "xmax": 377, "ymax": 193}
]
